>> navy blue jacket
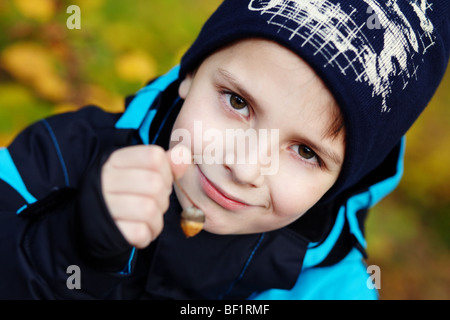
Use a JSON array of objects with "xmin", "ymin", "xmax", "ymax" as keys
[{"xmin": 0, "ymin": 67, "xmax": 404, "ymax": 299}]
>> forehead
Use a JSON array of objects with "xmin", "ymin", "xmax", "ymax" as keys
[
  {"xmin": 205, "ymin": 39, "xmax": 336, "ymax": 101},
  {"xmin": 211, "ymin": 39, "xmax": 318, "ymax": 84},
  {"xmin": 200, "ymin": 39, "xmax": 340, "ymax": 131}
]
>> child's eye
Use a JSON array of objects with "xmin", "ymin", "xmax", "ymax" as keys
[
  {"xmin": 225, "ymin": 93, "xmax": 249, "ymax": 117},
  {"xmin": 291, "ymin": 144, "xmax": 321, "ymax": 167},
  {"xmin": 297, "ymin": 145, "xmax": 316, "ymax": 160}
]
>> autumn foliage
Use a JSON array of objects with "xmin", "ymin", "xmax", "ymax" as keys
[{"xmin": 0, "ymin": 0, "xmax": 449, "ymax": 299}]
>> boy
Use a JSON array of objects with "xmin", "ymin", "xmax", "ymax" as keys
[{"xmin": 0, "ymin": 0, "xmax": 448, "ymax": 299}]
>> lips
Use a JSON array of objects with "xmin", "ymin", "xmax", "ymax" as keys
[{"xmin": 198, "ymin": 167, "xmax": 250, "ymax": 211}]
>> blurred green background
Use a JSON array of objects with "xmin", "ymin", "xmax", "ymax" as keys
[{"xmin": 0, "ymin": 0, "xmax": 448, "ymax": 300}]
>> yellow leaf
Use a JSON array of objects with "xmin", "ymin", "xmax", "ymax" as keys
[
  {"xmin": 35, "ymin": 73, "xmax": 69, "ymax": 102},
  {"xmin": 115, "ymin": 51, "xmax": 156, "ymax": 83},
  {"xmin": 1, "ymin": 43, "xmax": 51, "ymax": 81},
  {"xmin": 13, "ymin": 0, "xmax": 56, "ymax": 22},
  {"xmin": 0, "ymin": 42, "xmax": 68, "ymax": 102}
]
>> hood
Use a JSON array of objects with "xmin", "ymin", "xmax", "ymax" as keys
[{"xmin": 179, "ymin": 0, "xmax": 450, "ymax": 203}]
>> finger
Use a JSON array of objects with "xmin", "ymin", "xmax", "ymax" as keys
[
  {"xmin": 167, "ymin": 144, "xmax": 191, "ymax": 181},
  {"xmin": 102, "ymin": 167, "xmax": 172, "ymax": 197},
  {"xmin": 106, "ymin": 194, "xmax": 170, "ymax": 222},
  {"xmin": 107, "ymin": 145, "xmax": 172, "ymax": 176},
  {"xmin": 115, "ymin": 220, "xmax": 154, "ymax": 249}
]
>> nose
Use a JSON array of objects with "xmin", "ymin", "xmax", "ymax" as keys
[
  {"xmin": 223, "ymin": 161, "xmax": 264, "ymax": 188},
  {"xmin": 221, "ymin": 128, "xmax": 278, "ymax": 187}
]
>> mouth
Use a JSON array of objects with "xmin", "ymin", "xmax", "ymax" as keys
[{"xmin": 198, "ymin": 167, "xmax": 250, "ymax": 211}]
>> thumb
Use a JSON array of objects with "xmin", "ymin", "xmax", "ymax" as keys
[{"xmin": 166, "ymin": 144, "xmax": 192, "ymax": 180}]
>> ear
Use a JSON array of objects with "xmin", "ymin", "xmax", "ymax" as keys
[{"xmin": 178, "ymin": 73, "xmax": 193, "ymax": 99}]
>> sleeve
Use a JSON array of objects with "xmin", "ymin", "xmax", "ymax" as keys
[
  {"xmin": 251, "ymin": 249, "xmax": 379, "ymax": 300},
  {"xmin": 0, "ymin": 106, "xmax": 135, "ymax": 299}
]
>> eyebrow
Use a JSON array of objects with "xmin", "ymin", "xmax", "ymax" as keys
[
  {"xmin": 216, "ymin": 68, "xmax": 343, "ymax": 167},
  {"xmin": 216, "ymin": 68, "xmax": 259, "ymax": 109}
]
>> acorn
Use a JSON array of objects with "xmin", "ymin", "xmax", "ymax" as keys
[
  {"xmin": 173, "ymin": 174, "xmax": 205, "ymax": 238},
  {"xmin": 180, "ymin": 206, "xmax": 205, "ymax": 238}
]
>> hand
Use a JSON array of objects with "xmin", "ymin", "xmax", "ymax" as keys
[{"xmin": 101, "ymin": 144, "xmax": 189, "ymax": 248}]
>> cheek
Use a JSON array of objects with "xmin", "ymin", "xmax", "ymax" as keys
[
  {"xmin": 271, "ymin": 186, "xmax": 316, "ymax": 220},
  {"xmin": 169, "ymin": 101, "xmax": 200, "ymax": 150},
  {"xmin": 170, "ymin": 95, "xmax": 230, "ymax": 154},
  {"xmin": 169, "ymin": 124, "xmax": 191, "ymax": 152},
  {"xmin": 269, "ymin": 172, "xmax": 334, "ymax": 222}
]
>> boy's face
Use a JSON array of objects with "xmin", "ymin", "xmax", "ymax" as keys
[{"xmin": 170, "ymin": 39, "xmax": 345, "ymax": 235}]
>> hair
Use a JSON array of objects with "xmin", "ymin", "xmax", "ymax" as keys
[{"xmin": 324, "ymin": 100, "xmax": 346, "ymax": 142}]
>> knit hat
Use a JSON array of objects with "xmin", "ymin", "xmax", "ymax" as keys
[{"xmin": 180, "ymin": 0, "xmax": 450, "ymax": 202}]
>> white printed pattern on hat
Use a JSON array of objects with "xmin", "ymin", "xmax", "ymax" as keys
[{"xmin": 248, "ymin": 0, "xmax": 435, "ymax": 112}]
